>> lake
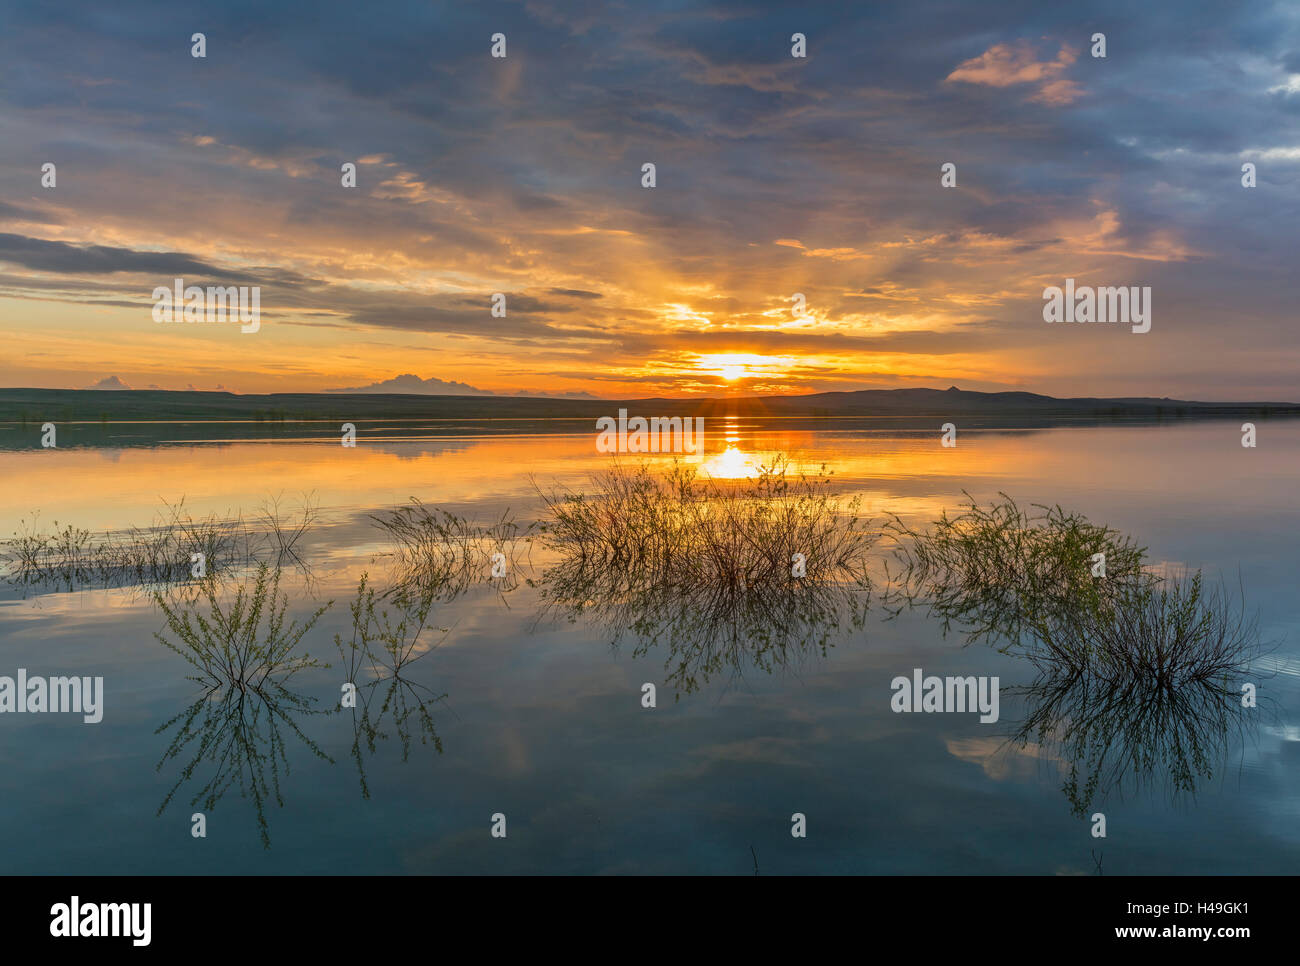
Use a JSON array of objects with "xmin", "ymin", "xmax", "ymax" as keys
[{"xmin": 1, "ymin": 417, "xmax": 1296, "ymax": 874}]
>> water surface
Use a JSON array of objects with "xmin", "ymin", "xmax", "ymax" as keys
[{"xmin": 1, "ymin": 419, "xmax": 1295, "ymax": 874}]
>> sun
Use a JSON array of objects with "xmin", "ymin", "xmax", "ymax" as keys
[{"xmin": 695, "ymin": 352, "xmax": 783, "ymax": 384}]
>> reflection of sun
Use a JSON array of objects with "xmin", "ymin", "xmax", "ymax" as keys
[{"xmin": 699, "ymin": 444, "xmax": 761, "ymax": 479}]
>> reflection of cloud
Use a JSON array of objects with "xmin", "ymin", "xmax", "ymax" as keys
[{"xmin": 946, "ymin": 736, "xmax": 1060, "ymax": 781}]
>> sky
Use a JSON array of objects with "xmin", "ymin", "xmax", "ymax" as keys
[{"xmin": 0, "ymin": 0, "xmax": 1297, "ymax": 400}]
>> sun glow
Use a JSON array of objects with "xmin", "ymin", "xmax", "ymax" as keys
[{"xmin": 695, "ymin": 352, "xmax": 789, "ymax": 383}]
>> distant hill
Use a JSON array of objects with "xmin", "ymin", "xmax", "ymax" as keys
[{"xmin": 0, "ymin": 385, "xmax": 1296, "ymax": 422}]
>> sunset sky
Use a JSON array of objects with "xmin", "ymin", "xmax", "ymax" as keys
[{"xmin": 1, "ymin": 0, "xmax": 1298, "ymax": 400}]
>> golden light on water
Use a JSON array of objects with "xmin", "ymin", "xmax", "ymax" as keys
[
  {"xmin": 698, "ymin": 444, "xmax": 763, "ymax": 479},
  {"xmin": 695, "ymin": 416, "xmax": 765, "ymax": 478},
  {"xmin": 0, "ymin": 423, "xmax": 1069, "ymax": 533}
]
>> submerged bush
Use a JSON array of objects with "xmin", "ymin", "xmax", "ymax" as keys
[
  {"xmin": 370, "ymin": 500, "xmax": 531, "ymax": 600},
  {"xmin": 883, "ymin": 492, "xmax": 1151, "ymax": 652},
  {"xmin": 334, "ymin": 572, "xmax": 447, "ymax": 677},
  {"xmin": 153, "ymin": 564, "xmax": 331, "ymax": 691},
  {"xmin": 533, "ymin": 458, "xmax": 874, "ymax": 696},
  {"xmin": 2, "ymin": 496, "xmax": 319, "ymax": 593},
  {"xmin": 536, "ymin": 458, "xmax": 875, "ymax": 593},
  {"xmin": 1035, "ymin": 571, "xmax": 1260, "ymax": 689},
  {"xmin": 884, "ymin": 493, "xmax": 1261, "ymax": 692}
]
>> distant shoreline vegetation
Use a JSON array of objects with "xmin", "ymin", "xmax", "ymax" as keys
[{"xmin": 1, "ymin": 386, "xmax": 1297, "ymax": 431}]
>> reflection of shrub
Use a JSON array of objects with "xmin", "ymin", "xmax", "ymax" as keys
[
  {"xmin": 538, "ymin": 559, "xmax": 869, "ymax": 698},
  {"xmin": 536, "ymin": 458, "xmax": 874, "ymax": 592},
  {"xmin": 1037, "ymin": 571, "xmax": 1259, "ymax": 688},
  {"xmin": 342, "ymin": 675, "xmax": 446, "ymax": 800},
  {"xmin": 155, "ymin": 681, "xmax": 332, "ymax": 849},
  {"xmin": 1012, "ymin": 644, "xmax": 1253, "ymax": 818},
  {"xmin": 153, "ymin": 564, "xmax": 331, "ymax": 691},
  {"xmin": 335, "ymin": 573, "xmax": 448, "ymax": 798}
]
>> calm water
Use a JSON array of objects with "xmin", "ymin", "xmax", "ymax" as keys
[{"xmin": 1, "ymin": 419, "xmax": 1296, "ymax": 874}]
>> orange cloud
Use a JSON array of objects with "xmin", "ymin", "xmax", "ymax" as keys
[
  {"xmin": 772, "ymin": 238, "xmax": 870, "ymax": 260},
  {"xmin": 946, "ymin": 41, "xmax": 1083, "ymax": 105}
]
